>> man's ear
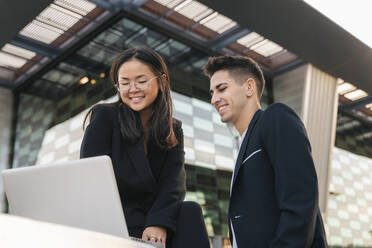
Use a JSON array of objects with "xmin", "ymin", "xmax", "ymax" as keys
[{"xmin": 244, "ymin": 78, "xmax": 256, "ymax": 97}]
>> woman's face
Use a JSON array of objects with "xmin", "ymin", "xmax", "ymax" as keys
[{"xmin": 117, "ymin": 59, "xmax": 160, "ymax": 114}]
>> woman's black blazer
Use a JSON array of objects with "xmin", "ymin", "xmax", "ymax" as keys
[{"xmin": 80, "ymin": 104, "xmax": 186, "ymax": 234}]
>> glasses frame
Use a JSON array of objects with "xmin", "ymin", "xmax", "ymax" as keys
[{"xmin": 116, "ymin": 75, "xmax": 160, "ymax": 93}]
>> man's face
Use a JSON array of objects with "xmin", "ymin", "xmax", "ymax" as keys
[{"xmin": 209, "ymin": 70, "xmax": 248, "ymax": 124}]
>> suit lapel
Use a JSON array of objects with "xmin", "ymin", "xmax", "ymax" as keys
[
  {"xmin": 231, "ymin": 109, "xmax": 263, "ymax": 192},
  {"xmin": 124, "ymin": 140, "xmax": 157, "ymax": 191}
]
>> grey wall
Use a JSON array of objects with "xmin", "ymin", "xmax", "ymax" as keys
[{"xmin": 273, "ymin": 64, "xmax": 308, "ymax": 116}]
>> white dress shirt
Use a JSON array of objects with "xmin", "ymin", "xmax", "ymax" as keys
[{"xmin": 230, "ymin": 128, "xmax": 247, "ymax": 248}]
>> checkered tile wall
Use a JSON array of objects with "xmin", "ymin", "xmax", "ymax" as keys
[
  {"xmin": 0, "ymin": 88, "xmax": 13, "ymax": 211},
  {"xmin": 171, "ymin": 92, "xmax": 239, "ymax": 171},
  {"xmin": 11, "ymin": 78, "xmax": 115, "ymax": 168},
  {"xmin": 12, "ymin": 94, "xmax": 54, "ymax": 168},
  {"xmin": 328, "ymin": 147, "xmax": 372, "ymax": 246}
]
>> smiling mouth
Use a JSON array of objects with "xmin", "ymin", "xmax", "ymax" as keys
[
  {"xmin": 217, "ymin": 104, "xmax": 228, "ymax": 114},
  {"xmin": 129, "ymin": 96, "xmax": 145, "ymax": 103}
]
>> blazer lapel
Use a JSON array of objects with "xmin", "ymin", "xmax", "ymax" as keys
[
  {"xmin": 231, "ymin": 109, "xmax": 263, "ymax": 192},
  {"xmin": 124, "ymin": 140, "xmax": 157, "ymax": 191}
]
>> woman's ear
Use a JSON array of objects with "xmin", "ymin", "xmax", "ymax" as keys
[
  {"xmin": 158, "ymin": 74, "xmax": 168, "ymax": 92},
  {"xmin": 161, "ymin": 73, "xmax": 167, "ymax": 82}
]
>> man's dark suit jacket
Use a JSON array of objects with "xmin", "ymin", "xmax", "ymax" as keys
[
  {"xmin": 80, "ymin": 104, "xmax": 186, "ymax": 237},
  {"xmin": 229, "ymin": 103, "xmax": 327, "ymax": 248}
]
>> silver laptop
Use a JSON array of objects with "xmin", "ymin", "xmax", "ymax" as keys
[{"xmin": 2, "ymin": 156, "xmax": 128, "ymax": 238}]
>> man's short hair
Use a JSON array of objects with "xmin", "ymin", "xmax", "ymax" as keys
[{"xmin": 204, "ymin": 55, "xmax": 265, "ymax": 99}]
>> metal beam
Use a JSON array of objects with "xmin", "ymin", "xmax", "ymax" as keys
[
  {"xmin": 206, "ymin": 26, "xmax": 250, "ymax": 50},
  {"xmin": 88, "ymin": 0, "xmax": 148, "ymax": 12},
  {"xmin": 11, "ymin": 35, "xmax": 61, "ymax": 58},
  {"xmin": 123, "ymin": 0, "xmax": 148, "ymax": 9},
  {"xmin": 339, "ymin": 96, "xmax": 372, "ymax": 111},
  {"xmin": 66, "ymin": 54, "xmax": 108, "ymax": 74},
  {"xmin": 87, "ymin": 0, "xmax": 117, "ymax": 12},
  {"xmin": 0, "ymin": 80, "xmax": 15, "ymax": 89},
  {"xmin": 22, "ymin": 78, "xmax": 70, "ymax": 101},
  {"xmin": 339, "ymin": 108, "xmax": 372, "ymax": 126},
  {"xmin": 169, "ymin": 49, "xmax": 205, "ymax": 65},
  {"xmin": 122, "ymin": 10, "xmax": 220, "ymax": 57}
]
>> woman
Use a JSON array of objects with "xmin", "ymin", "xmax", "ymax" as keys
[{"xmin": 80, "ymin": 46, "xmax": 209, "ymax": 248}]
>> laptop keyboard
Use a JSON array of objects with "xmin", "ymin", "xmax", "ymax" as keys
[{"xmin": 130, "ymin": 237, "xmax": 163, "ymax": 248}]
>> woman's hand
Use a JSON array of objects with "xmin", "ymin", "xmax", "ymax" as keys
[{"xmin": 142, "ymin": 226, "xmax": 167, "ymax": 248}]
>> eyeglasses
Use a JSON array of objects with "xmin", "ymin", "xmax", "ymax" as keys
[{"xmin": 117, "ymin": 75, "xmax": 160, "ymax": 92}]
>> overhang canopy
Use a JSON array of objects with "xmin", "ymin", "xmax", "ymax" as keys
[{"xmin": 198, "ymin": 0, "xmax": 372, "ymax": 94}]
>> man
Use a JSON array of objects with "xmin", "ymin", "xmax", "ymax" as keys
[{"xmin": 204, "ymin": 55, "xmax": 327, "ymax": 248}]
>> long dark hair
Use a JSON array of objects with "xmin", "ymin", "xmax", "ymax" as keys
[{"xmin": 83, "ymin": 46, "xmax": 178, "ymax": 149}]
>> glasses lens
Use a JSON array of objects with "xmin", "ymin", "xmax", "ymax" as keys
[
  {"xmin": 119, "ymin": 76, "xmax": 158, "ymax": 92},
  {"xmin": 136, "ymin": 81, "xmax": 148, "ymax": 91}
]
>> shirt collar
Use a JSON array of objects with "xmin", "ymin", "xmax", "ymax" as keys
[
  {"xmin": 239, "ymin": 128, "xmax": 248, "ymax": 149},
  {"xmin": 238, "ymin": 108, "xmax": 262, "ymax": 149}
]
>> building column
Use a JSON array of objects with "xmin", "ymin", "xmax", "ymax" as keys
[
  {"xmin": 273, "ymin": 64, "xmax": 339, "ymax": 215},
  {"xmin": 0, "ymin": 88, "xmax": 13, "ymax": 212}
]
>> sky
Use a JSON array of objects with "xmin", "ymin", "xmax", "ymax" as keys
[{"xmin": 303, "ymin": 0, "xmax": 372, "ymax": 48}]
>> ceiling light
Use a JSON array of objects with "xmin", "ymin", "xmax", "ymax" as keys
[
  {"xmin": 199, "ymin": 12, "xmax": 218, "ymax": 24},
  {"xmin": 175, "ymin": 1, "xmax": 212, "ymax": 21},
  {"xmin": 50, "ymin": 3, "xmax": 82, "ymax": 19},
  {"xmin": 193, "ymin": 8, "xmax": 213, "ymax": 22},
  {"xmin": 344, "ymin": 89, "xmax": 368, "ymax": 101},
  {"xmin": 79, "ymin": 76, "xmax": 89, "ymax": 84},
  {"xmin": 37, "ymin": 4, "xmax": 81, "ymax": 31},
  {"xmin": 201, "ymin": 13, "xmax": 236, "ymax": 33},
  {"xmin": 20, "ymin": 20, "xmax": 63, "ymax": 44},
  {"xmin": 338, "ymin": 82, "xmax": 356, "ymax": 95},
  {"xmin": 90, "ymin": 79, "xmax": 96, "ymax": 84},
  {"xmin": 174, "ymin": 0, "xmax": 192, "ymax": 11},
  {"xmin": 0, "ymin": 52, "xmax": 28, "ymax": 68},
  {"xmin": 237, "ymin": 32, "xmax": 284, "ymax": 57},
  {"xmin": 99, "ymin": 72, "xmax": 106, "ymax": 78},
  {"xmin": 218, "ymin": 21, "xmax": 237, "ymax": 34},
  {"xmin": 54, "ymin": 0, "xmax": 96, "ymax": 16},
  {"xmin": 252, "ymin": 40, "xmax": 284, "ymax": 57},
  {"xmin": 153, "ymin": 0, "xmax": 170, "ymax": 5},
  {"xmin": 154, "ymin": 0, "xmax": 184, "ymax": 9},
  {"xmin": 1, "ymin": 44, "xmax": 36, "ymax": 59},
  {"xmin": 249, "ymin": 39, "xmax": 268, "ymax": 50},
  {"xmin": 237, "ymin": 32, "xmax": 264, "ymax": 47}
]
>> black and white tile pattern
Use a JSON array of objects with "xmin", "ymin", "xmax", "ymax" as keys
[
  {"xmin": 328, "ymin": 147, "xmax": 372, "ymax": 246},
  {"xmin": 36, "ymin": 91, "xmax": 239, "ymax": 171}
]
